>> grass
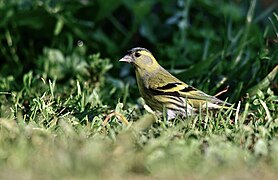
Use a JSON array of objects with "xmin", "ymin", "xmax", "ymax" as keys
[
  {"xmin": 0, "ymin": 64, "xmax": 277, "ymax": 179},
  {"xmin": 0, "ymin": 0, "xmax": 278, "ymax": 179}
]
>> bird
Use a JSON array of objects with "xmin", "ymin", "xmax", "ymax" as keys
[{"xmin": 119, "ymin": 47, "xmax": 232, "ymax": 119}]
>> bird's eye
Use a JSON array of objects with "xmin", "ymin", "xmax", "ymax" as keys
[{"xmin": 134, "ymin": 52, "xmax": 141, "ymax": 57}]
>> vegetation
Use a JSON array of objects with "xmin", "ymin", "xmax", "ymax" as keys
[{"xmin": 0, "ymin": 0, "xmax": 277, "ymax": 179}]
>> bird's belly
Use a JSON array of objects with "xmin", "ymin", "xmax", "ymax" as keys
[{"xmin": 142, "ymin": 93, "xmax": 195, "ymax": 118}]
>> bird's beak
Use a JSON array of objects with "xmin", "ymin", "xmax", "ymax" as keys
[{"xmin": 119, "ymin": 55, "xmax": 133, "ymax": 63}]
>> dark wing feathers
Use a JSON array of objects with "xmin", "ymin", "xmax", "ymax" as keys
[
  {"xmin": 147, "ymin": 66, "xmax": 231, "ymax": 107},
  {"xmin": 149, "ymin": 81, "xmax": 230, "ymax": 106},
  {"xmin": 156, "ymin": 82, "xmax": 182, "ymax": 90}
]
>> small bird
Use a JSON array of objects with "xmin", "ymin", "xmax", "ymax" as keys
[{"xmin": 119, "ymin": 47, "xmax": 231, "ymax": 119}]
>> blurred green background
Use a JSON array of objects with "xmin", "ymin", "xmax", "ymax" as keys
[{"xmin": 0, "ymin": 0, "xmax": 277, "ymax": 107}]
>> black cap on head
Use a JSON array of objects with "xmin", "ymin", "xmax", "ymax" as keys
[{"xmin": 127, "ymin": 47, "xmax": 151, "ymax": 55}]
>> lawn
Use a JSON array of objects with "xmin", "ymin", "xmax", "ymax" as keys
[{"xmin": 0, "ymin": 0, "xmax": 277, "ymax": 179}]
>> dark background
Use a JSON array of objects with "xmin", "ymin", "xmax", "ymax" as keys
[{"xmin": 0, "ymin": 0, "xmax": 277, "ymax": 104}]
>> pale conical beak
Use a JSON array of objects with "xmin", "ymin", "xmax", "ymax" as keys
[{"xmin": 119, "ymin": 55, "xmax": 133, "ymax": 63}]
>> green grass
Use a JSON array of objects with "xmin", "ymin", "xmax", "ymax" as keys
[{"xmin": 0, "ymin": 0, "xmax": 278, "ymax": 179}]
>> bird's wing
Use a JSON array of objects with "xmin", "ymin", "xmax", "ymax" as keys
[{"xmin": 147, "ymin": 69, "xmax": 230, "ymax": 108}]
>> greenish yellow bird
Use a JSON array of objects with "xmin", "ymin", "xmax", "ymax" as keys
[{"xmin": 120, "ymin": 47, "xmax": 231, "ymax": 119}]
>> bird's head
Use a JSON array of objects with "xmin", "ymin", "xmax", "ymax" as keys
[{"xmin": 119, "ymin": 47, "xmax": 159, "ymax": 71}]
